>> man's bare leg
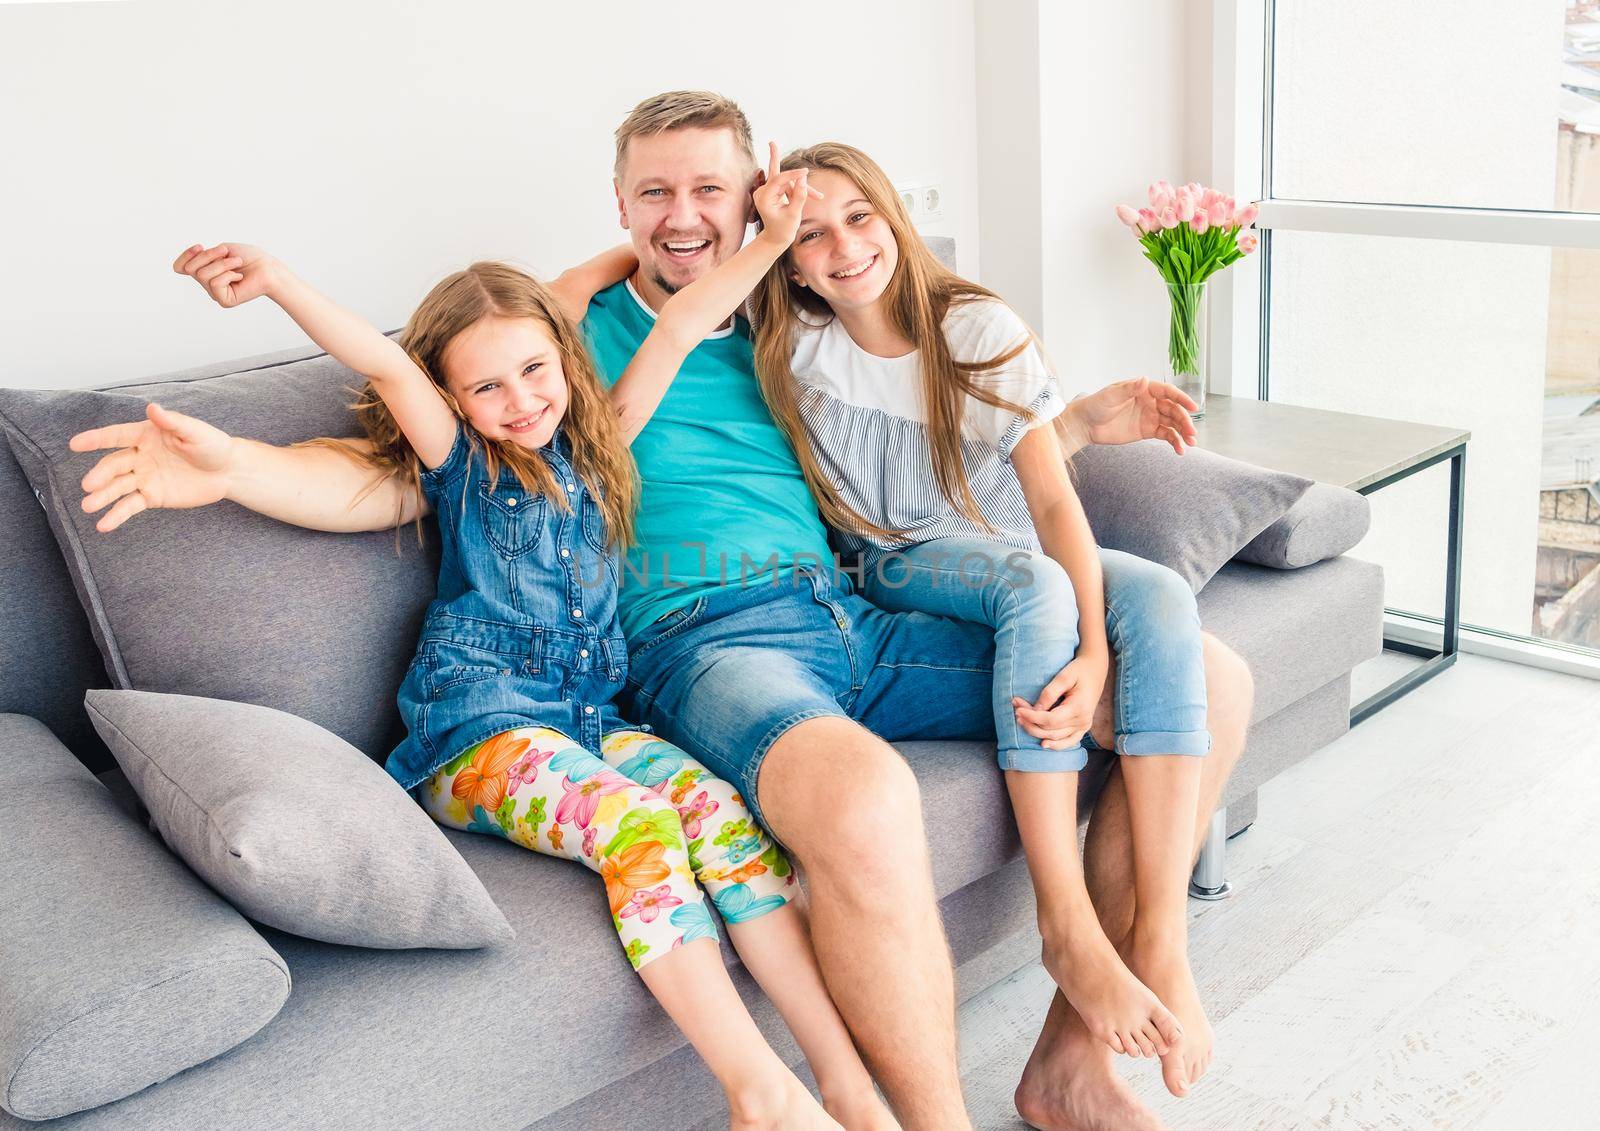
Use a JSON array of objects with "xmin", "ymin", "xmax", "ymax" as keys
[
  {"xmin": 1014, "ymin": 634, "xmax": 1252, "ymax": 1130},
  {"xmin": 760, "ymin": 716, "xmax": 969, "ymax": 1131}
]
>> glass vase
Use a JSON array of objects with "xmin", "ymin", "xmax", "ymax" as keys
[{"xmin": 1165, "ymin": 281, "xmax": 1208, "ymax": 419}]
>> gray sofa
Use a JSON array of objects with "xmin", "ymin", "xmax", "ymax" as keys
[{"xmin": 0, "ymin": 338, "xmax": 1384, "ymax": 1129}]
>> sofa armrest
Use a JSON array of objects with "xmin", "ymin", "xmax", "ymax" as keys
[{"xmin": 0, "ymin": 714, "xmax": 289, "ymax": 1121}]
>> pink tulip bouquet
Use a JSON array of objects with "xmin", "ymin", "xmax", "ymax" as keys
[{"xmin": 1115, "ymin": 181, "xmax": 1260, "ymax": 409}]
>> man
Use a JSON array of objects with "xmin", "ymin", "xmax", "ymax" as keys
[{"xmin": 583, "ymin": 91, "xmax": 1251, "ymax": 1131}]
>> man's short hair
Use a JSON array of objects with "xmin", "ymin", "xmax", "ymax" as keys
[{"xmin": 613, "ymin": 90, "xmax": 756, "ymax": 178}]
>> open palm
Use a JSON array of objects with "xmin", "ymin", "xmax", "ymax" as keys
[
  {"xmin": 1075, "ymin": 377, "xmax": 1198, "ymax": 453},
  {"xmin": 69, "ymin": 403, "xmax": 235, "ymax": 531}
]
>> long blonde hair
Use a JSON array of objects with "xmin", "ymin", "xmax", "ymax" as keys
[
  {"xmin": 307, "ymin": 262, "xmax": 637, "ymax": 547},
  {"xmin": 752, "ymin": 142, "xmax": 1076, "ymax": 541}
]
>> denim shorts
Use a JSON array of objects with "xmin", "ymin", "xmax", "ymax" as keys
[{"xmin": 620, "ymin": 566, "xmax": 999, "ymax": 824}]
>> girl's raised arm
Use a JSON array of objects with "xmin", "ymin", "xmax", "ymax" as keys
[
  {"xmin": 70, "ymin": 402, "xmax": 428, "ymax": 533},
  {"xmin": 174, "ymin": 243, "xmax": 458, "ymax": 469},
  {"xmin": 608, "ymin": 143, "xmax": 818, "ymax": 443}
]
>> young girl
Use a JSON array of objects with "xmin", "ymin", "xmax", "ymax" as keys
[
  {"xmin": 70, "ymin": 163, "xmax": 896, "ymax": 1131},
  {"xmin": 750, "ymin": 143, "xmax": 1217, "ymax": 1101}
]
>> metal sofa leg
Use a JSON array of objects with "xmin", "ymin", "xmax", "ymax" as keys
[{"xmin": 1189, "ymin": 806, "xmax": 1232, "ymax": 901}]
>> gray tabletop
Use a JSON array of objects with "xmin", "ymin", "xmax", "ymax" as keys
[{"xmin": 1192, "ymin": 394, "xmax": 1471, "ymax": 492}]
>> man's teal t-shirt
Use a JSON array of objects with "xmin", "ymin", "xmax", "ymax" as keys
[{"xmin": 582, "ymin": 279, "xmax": 834, "ymax": 639}]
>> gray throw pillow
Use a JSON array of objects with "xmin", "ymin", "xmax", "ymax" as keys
[
  {"xmin": 0, "ymin": 713, "xmax": 289, "ymax": 1121},
  {"xmin": 1072, "ymin": 439, "xmax": 1313, "ymax": 591},
  {"xmin": 1234, "ymin": 481, "xmax": 1371, "ymax": 569},
  {"xmin": 0, "ymin": 355, "xmax": 437, "ymax": 764},
  {"xmin": 85, "ymin": 689, "xmax": 514, "ymax": 950}
]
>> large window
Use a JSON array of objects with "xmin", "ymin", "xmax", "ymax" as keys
[
  {"xmin": 1272, "ymin": 2, "xmax": 1592, "ymax": 214},
  {"xmin": 1253, "ymin": 0, "xmax": 1600, "ymax": 658}
]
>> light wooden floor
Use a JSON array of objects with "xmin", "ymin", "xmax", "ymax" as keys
[{"xmin": 955, "ymin": 651, "xmax": 1600, "ymax": 1130}]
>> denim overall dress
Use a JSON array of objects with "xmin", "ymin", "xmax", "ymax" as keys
[{"xmin": 386, "ymin": 423, "xmax": 638, "ymax": 792}]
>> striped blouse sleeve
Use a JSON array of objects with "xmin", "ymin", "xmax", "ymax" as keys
[{"xmin": 950, "ymin": 300, "xmax": 1066, "ymax": 458}]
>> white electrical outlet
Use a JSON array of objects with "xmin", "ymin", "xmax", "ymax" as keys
[{"xmin": 894, "ymin": 179, "xmax": 946, "ymax": 226}]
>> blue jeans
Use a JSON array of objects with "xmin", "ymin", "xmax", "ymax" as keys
[
  {"xmin": 621, "ymin": 566, "xmax": 997, "ymax": 824},
  {"xmin": 621, "ymin": 546, "xmax": 1209, "ymax": 824},
  {"xmin": 861, "ymin": 539, "xmax": 1211, "ymax": 772}
]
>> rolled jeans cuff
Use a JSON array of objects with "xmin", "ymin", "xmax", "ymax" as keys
[
  {"xmin": 1115, "ymin": 730, "xmax": 1212, "ymax": 757},
  {"xmin": 998, "ymin": 745, "xmax": 1090, "ymax": 773}
]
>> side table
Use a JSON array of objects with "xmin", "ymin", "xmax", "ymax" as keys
[
  {"xmin": 1183, "ymin": 395, "xmax": 1470, "ymax": 900},
  {"xmin": 1192, "ymin": 394, "xmax": 1470, "ymax": 724}
]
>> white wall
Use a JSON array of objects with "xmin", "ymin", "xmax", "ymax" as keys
[
  {"xmin": 973, "ymin": 0, "xmax": 1044, "ymax": 332},
  {"xmin": 0, "ymin": 0, "xmax": 979, "ymax": 389},
  {"xmin": 976, "ymin": 0, "xmax": 1220, "ymax": 399}
]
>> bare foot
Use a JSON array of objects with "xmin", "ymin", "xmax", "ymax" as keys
[
  {"xmin": 821, "ymin": 1084, "xmax": 901, "ymax": 1130},
  {"xmin": 1126, "ymin": 932, "xmax": 1213, "ymax": 1098},
  {"xmin": 1042, "ymin": 928, "xmax": 1181, "ymax": 1062},
  {"xmin": 729, "ymin": 1072, "xmax": 844, "ymax": 1131},
  {"xmin": 1014, "ymin": 992, "xmax": 1167, "ymax": 1131}
]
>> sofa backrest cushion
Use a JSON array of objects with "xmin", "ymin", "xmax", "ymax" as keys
[
  {"xmin": 0, "ymin": 433, "xmax": 112, "ymax": 770},
  {"xmin": 0, "ymin": 346, "xmax": 438, "ymax": 764}
]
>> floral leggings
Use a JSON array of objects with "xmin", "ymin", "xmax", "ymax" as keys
[{"xmin": 419, "ymin": 727, "xmax": 797, "ymax": 970}]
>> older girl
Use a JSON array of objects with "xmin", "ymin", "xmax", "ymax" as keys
[{"xmin": 751, "ymin": 143, "xmax": 1216, "ymax": 1100}]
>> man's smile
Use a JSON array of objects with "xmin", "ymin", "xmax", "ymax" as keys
[{"xmin": 660, "ymin": 237, "xmax": 713, "ymax": 263}]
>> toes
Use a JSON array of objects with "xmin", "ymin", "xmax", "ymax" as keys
[
  {"xmin": 1159, "ymin": 1050, "xmax": 1191, "ymax": 1098},
  {"xmin": 1130, "ymin": 1028, "xmax": 1157, "ymax": 1058},
  {"xmin": 1154, "ymin": 1005, "xmax": 1183, "ymax": 1050},
  {"xmin": 1142, "ymin": 1020, "xmax": 1170, "ymax": 1057}
]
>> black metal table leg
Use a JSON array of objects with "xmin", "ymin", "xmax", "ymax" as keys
[{"xmin": 1350, "ymin": 444, "xmax": 1466, "ymax": 726}]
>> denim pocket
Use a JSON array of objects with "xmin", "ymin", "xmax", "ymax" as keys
[
  {"xmin": 580, "ymin": 494, "xmax": 609, "ymax": 553},
  {"xmin": 629, "ymin": 598, "xmax": 708, "ymax": 660},
  {"xmin": 424, "ymin": 637, "xmax": 533, "ymax": 698},
  {"xmin": 478, "ymin": 481, "xmax": 547, "ymax": 560},
  {"xmin": 578, "ymin": 496, "xmax": 622, "ymax": 589},
  {"xmin": 432, "ymin": 667, "xmax": 502, "ymax": 697}
]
